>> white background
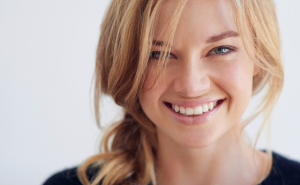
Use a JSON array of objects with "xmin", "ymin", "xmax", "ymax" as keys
[{"xmin": 1, "ymin": 0, "xmax": 300, "ymax": 184}]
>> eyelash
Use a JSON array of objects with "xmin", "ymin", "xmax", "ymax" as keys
[
  {"xmin": 149, "ymin": 46, "xmax": 236, "ymax": 60},
  {"xmin": 149, "ymin": 51, "xmax": 174, "ymax": 60}
]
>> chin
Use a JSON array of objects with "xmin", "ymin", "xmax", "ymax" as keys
[{"xmin": 176, "ymin": 132, "xmax": 220, "ymax": 149}]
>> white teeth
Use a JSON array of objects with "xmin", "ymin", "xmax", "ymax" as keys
[
  {"xmin": 175, "ymin": 105, "xmax": 179, "ymax": 112},
  {"xmin": 194, "ymin": 106, "xmax": 202, "ymax": 115},
  {"xmin": 202, "ymin": 104, "xmax": 208, "ymax": 112},
  {"xmin": 171, "ymin": 101, "xmax": 217, "ymax": 116},
  {"xmin": 180, "ymin": 107, "xmax": 186, "ymax": 114},
  {"xmin": 208, "ymin": 102, "xmax": 214, "ymax": 110},
  {"xmin": 186, "ymin": 107, "xmax": 193, "ymax": 115}
]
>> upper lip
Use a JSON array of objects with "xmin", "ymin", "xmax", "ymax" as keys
[{"xmin": 165, "ymin": 98, "xmax": 225, "ymax": 108}]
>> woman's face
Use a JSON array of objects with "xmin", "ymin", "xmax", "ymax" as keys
[{"xmin": 139, "ymin": 0, "xmax": 258, "ymax": 148}]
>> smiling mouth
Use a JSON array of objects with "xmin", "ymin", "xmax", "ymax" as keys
[{"xmin": 164, "ymin": 99, "xmax": 225, "ymax": 116}]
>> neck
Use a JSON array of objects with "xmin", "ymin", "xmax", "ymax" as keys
[{"xmin": 155, "ymin": 123, "xmax": 270, "ymax": 185}]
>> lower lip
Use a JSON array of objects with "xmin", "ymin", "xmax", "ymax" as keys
[{"xmin": 165, "ymin": 101, "xmax": 223, "ymax": 126}]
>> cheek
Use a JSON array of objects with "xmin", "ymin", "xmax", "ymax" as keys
[
  {"xmin": 142, "ymin": 66, "xmax": 154, "ymax": 90},
  {"xmin": 213, "ymin": 59, "xmax": 254, "ymax": 111},
  {"xmin": 140, "ymin": 65, "xmax": 164, "ymax": 116},
  {"xmin": 142, "ymin": 63, "xmax": 160, "ymax": 91},
  {"xmin": 224, "ymin": 66, "xmax": 252, "ymax": 91}
]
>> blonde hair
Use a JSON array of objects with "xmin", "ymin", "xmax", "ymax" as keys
[{"xmin": 77, "ymin": 0, "xmax": 284, "ymax": 184}]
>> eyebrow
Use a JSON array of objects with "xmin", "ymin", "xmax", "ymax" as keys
[
  {"xmin": 152, "ymin": 31, "xmax": 239, "ymax": 46},
  {"xmin": 152, "ymin": 40, "xmax": 165, "ymax": 46},
  {"xmin": 206, "ymin": 31, "xmax": 239, "ymax": 43}
]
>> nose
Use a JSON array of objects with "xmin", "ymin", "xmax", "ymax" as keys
[{"xmin": 173, "ymin": 62, "xmax": 210, "ymax": 97}]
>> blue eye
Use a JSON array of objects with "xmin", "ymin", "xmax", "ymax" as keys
[
  {"xmin": 150, "ymin": 51, "xmax": 161, "ymax": 60},
  {"xmin": 214, "ymin": 47, "xmax": 230, "ymax": 54},
  {"xmin": 208, "ymin": 46, "xmax": 235, "ymax": 56},
  {"xmin": 149, "ymin": 51, "xmax": 174, "ymax": 60}
]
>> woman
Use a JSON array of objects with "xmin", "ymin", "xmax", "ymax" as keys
[{"xmin": 44, "ymin": 0, "xmax": 300, "ymax": 184}]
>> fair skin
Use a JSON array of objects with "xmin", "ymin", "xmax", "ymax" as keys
[{"xmin": 139, "ymin": 0, "xmax": 270, "ymax": 185}]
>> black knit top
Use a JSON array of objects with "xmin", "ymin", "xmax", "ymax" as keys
[{"xmin": 43, "ymin": 152, "xmax": 300, "ymax": 185}]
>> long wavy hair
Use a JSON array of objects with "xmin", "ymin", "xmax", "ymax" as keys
[{"xmin": 77, "ymin": 0, "xmax": 284, "ymax": 184}]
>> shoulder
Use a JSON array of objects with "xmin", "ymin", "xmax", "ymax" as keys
[
  {"xmin": 43, "ymin": 166, "xmax": 101, "ymax": 185},
  {"xmin": 262, "ymin": 151, "xmax": 300, "ymax": 185},
  {"xmin": 43, "ymin": 167, "xmax": 81, "ymax": 185}
]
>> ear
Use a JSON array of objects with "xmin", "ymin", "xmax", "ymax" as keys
[{"xmin": 253, "ymin": 65, "xmax": 259, "ymax": 77}]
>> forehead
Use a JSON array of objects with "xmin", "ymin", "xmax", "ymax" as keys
[{"xmin": 155, "ymin": 0, "xmax": 237, "ymax": 45}]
